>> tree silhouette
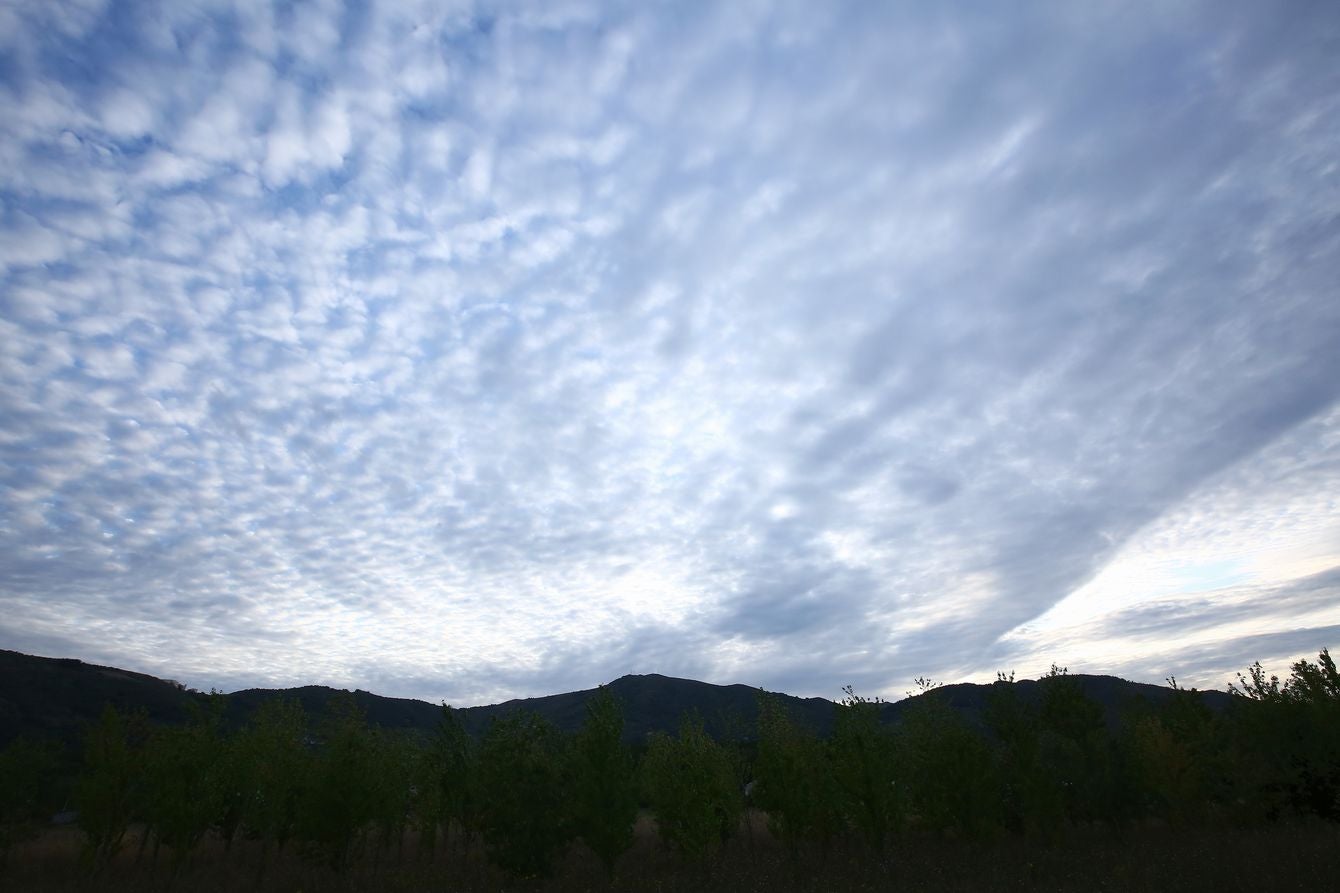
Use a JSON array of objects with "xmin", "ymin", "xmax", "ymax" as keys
[
  {"xmin": 476, "ymin": 711, "xmax": 571, "ymax": 877},
  {"xmin": 642, "ymin": 713, "xmax": 741, "ymax": 859},
  {"xmin": 569, "ymin": 687, "xmax": 637, "ymax": 878}
]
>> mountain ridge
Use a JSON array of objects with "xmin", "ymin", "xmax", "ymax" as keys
[{"xmin": 0, "ymin": 648, "xmax": 1232, "ymax": 749}]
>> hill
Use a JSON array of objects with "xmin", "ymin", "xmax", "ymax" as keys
[
  {"xmin": 0, "ymin": 649, "xmax": 200, "ymax": 749},
  {"xmin": 0, "ymin": 648, "xmax": 1232, "ymax": 749},
  {"xmin": 889, "ymin": 673, "xmax": 1234, "ymax": 730}
]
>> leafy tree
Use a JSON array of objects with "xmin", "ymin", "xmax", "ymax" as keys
[
  {"xmin": 642, "ymin": 714, "xmax": 742, "ymax": 859},
  {"xmin": 754, "ymin": 692, "xmax": 842, "ymax": 857},
  {"xmin": 298, "ymin": 694, "xmax": 379, "ymax": 869},
  {"xmin": 368, "ymin": 729, "xmax": 419, "ymax": 863},
  {"xmin": 985, "ymin": 666, "xmax": 1115, "ymax": 832},
  {"xmin": 476, "ymin": 711, "xmax": 572, "ymax": 877},
  {"xmin": 1228, "ymin": 649, "xmax": 1340, "ymax": 820},
  {"xmin": 0, "ymin": 737, "xmax": 58, "ymax": 870},
  {"xmin": 1035, "ymin": 665, "xmax": 1115, "ymax": 825},
  {"xmin": 138, "ymin": 695, "xmax": 228, "ymax": 871},
  {"xmin": 894, "ymin": 696, "xmax": 999, "ymax": 837},
  {"xmin": 985, "ymin": 673, "xmax": 1054, "ymax": 832},
  {"xmin": 420, "ymin": 705, "xmax": 481, "ymax": 860},
  {"xmin": 75, "ymin": 705, "xmax": 147, "ymax": 869},
  {"xmin": 831, "ymin": 686, "xmax": 899, "ymax": 852},
  {"xmin": 1126, "ymin": 677, "xmax": 1225, "ymax": 824},
  {"xmin": 233, "ymin": 698, "xmax": 309, "ymax": 878},
  {"xmin": 569, "ymin": 687, "xmax": 637, "ymax": 878}
]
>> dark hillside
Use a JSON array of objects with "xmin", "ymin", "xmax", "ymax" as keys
[
  {"xmin": 0, "ymin": 649, "xmax": 1236, "ymax": 747},
  {"xmin": 224, "ymin": 685, "xmax": 442, "ymax": 734},
  {"xmin": 888, "ymin": 673, "xmax": 1235, "ymax": 729},
  {"xmin": 459, "ymin": 673, "xmax": 837, "ymax": 740},
  {"xmin": 0, "ymin": 649, "xmax": 200, "ymax": 748}
]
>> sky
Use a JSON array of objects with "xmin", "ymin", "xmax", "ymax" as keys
[{"xmin": 1, "ymin": 1, "xmax": 1338, "ymax": 707}]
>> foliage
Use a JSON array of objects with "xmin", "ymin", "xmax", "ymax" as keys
[
  {"xmin": 1228, "ymin": 649, "xmax": 1340, "ymax": 820},
  {"xmin": 420, "ymin": 704, "xmax": 481, "ymax": 857},
  {"xmin": 298, "ymin": 694, "xmax": 380, "ymax": 869},
  {"xmin": 475, "ymin": 711, "xmax": 571, "ymax": 877},
  {"xmin": 569, "ymin": 687, "xmax": 637, "ymax": 876},
  {"xmin": 138, "ymin": 693, "xmax": 229, "ymax": 869},
  {"xmin": 1126, "ymin": 678, "xmax": 1225, "ymax": 824},
  {"xmin": 75, "ymin": 705, "xmax": 148, "ymax": 869},
  {"xmin": 754, "ymin": 692, "xmax": 842, "ymax": 856},
  {"xmin": 1036, "ymin": 664, "xmax": 1117, "ymax": 825},
  {"xmin": 16, "ymin": 648, "xmax": 1338, "ymax": 884},
  {"xmin": 893, "ymin": 696, "xmax": 999, "ymax": 837},
  {"xmin": 233, "ymin": 698, "xmax": 309, "ymax": 859},
  {"xmin": 831, "ymin": 686, "xmax": 899, "ymax": 852},
  {"xmin": 368, "ymin": 729, "xmax": 420, "ymax": 861},
  {"xmin": 642, "ymin": 714, "xmax": 742, "ymax": 859},
  {"xmin": 0, "ymin": 737, "xmax": 57, "ymax": 868}
]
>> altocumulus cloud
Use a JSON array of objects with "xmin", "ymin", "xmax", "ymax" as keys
[{"xmin": 1, "ymin": 1, "xmax": 1338, "ymax": 705}]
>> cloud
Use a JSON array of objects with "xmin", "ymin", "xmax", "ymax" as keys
[{"xmin": 0, "ymin": 1, "xmax": 1337, "ymax": 705}]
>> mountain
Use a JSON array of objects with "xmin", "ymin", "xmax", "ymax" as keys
[
  {"xmin": 461, "ymin": 673, "xmax": 838, "ymax": 740},
  {"xmin": 222, "ymin": 684, "xmax": 442, "ymax": 735},
  {"xmin": 0, "ymin": 649, "xmax": 198, "ymax": 749},
  {"xmin": 209, "ymin": 672, "xmax": 837, "ymax": 742},
  {"xmin": 0, "ymin": 648, "xmax": 1233, "ymax": 750},
  {"xmin": 889, "ymin": 674, "xmax": 1234, "ymax": 730}
]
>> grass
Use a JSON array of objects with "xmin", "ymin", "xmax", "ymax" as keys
[{"xmin": 6, "ymin": 811, "xmax": 1338, "ymax": 892}]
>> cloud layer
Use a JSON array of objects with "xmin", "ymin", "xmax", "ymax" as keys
[{"xmin": 2, "ymin": 1, "xmax": 1338, "ymax": 704}]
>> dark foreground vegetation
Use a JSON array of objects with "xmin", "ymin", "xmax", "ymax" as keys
[{"xmin": 2, "ymin": 651, "xmax": 1338, "ymax": 891}]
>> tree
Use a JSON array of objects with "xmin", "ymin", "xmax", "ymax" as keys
[
  {"xmin": 569, "ymin": 687, "xmax": 637, "ymax": 878},
  {"xmin": 476, "ymin": 711, "xmax": 572, "ymax": 878},
  {"xmin": 642, "ymin": 714, "xmax": 742, "ymax": 859},
  {"xmin": 0, "ymin": 737, "xmax": 58, "ymax": 870},
  {"xmin": 1126, "ymin": 677, "xmax": 1225, "ymax": 825},
  {"xmin": 1228, "ymin": 649, "xmax": 1340, "ymax": 820},
  {"xmin": 894, "ymin": 696, "xmax": 999, "ymax": 837},
  {"xmin": 984, "ymin": 673, "xmax": 1058, "ymax": 832},
  {"xmin": 419, "ymin": 705, "xmax": 481, "ymax": 861},
  {"xmin": 1035, "ymin": 665, "xmax": 1114, "ymax": 825},
  {"xmin": 367, "ymin": 730, "xmax": 419, "ymax": 864},
  {"xmin": 831, "ymin": 686, "xmax": 899, "ymax": 852},
  {"xmin": 138, "ymin": 695, "xmax": 227, "ymax": 871},
  {"xmin": 75, "ymin": 705, "xmax": 147, "ymax": 869},
  {"xmin": 298, "ymin": 694, "xmax": 379, "ymax": 870},
  {"xmin": 754, "ymin": 692, "xmax": 842, "ymax": 857},
  {"xmin": 234, "ymin": 698, "xmax": 309, "ymax": 879}
]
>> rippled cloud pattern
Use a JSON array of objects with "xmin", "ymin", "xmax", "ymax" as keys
[{"xmin": 1, "ymin": 1, "xmax": 1338, "ymax": 703}]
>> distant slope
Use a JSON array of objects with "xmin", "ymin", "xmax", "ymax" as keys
[
  {"xmin": 459, "ymin": 673, "xmax": 838, "ymax": 740},
  {"xmin": 223, "ymin": 684, "xmax": 443, "ymax": 733},
  {"xmin": 0, "ymin": 649, "xmax": 1233, "ymax": 749},
  {"xmin": 0, "ymin": 649, "xmax": 200, "ymax": 748},
  {"xmin": 222, "ymin": 672, "xmax": 833, "ymax": 741},
  {"xmin": 885, "ymin": 674, "xmax": 1235, "ymax": 730}
]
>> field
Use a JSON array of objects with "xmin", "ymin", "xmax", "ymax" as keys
[{"xmin": 6, "ymin": 812, "xmax": 1339, "ymax": 892}]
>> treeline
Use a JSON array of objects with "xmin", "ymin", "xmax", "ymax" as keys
[{"xmin": 1, "ymin": 651, "xmax": 1337, "ymax": 881}]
